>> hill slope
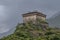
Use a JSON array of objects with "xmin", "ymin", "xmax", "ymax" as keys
[
  {"xmin": 0, "ymin": 20, "xmax": 60, "ymax": 40},
  {"xmin": 47, "ymin": 12, "xmax": 60, "ymax": 28}
]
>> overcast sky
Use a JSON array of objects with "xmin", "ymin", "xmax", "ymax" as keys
[{"xmin": 0, "ymin": 0, "xmax": 60, "ymax": 33}]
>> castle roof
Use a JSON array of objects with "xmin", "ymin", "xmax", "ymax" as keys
[{"xmin": 22, "ymin": 11, "xmax": 46, "ymax": 17}]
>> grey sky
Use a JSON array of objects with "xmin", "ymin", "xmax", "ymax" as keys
[{"xmin": 0, "ymin": 0, "xmax": 60, "ymax": 33}]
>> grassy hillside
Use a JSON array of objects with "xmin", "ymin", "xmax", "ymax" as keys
[{"xmin": 0, "ymin": 20, "xmax": 60, "ymax": 40}]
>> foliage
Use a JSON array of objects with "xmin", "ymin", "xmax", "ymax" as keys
[{"xmin": 0, "ymin": 20, "xmax": 60, "ymax": 40}]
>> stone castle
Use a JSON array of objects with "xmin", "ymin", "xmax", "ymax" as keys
[
  {"xmin": 22, "ymin": 11, "xmax": 48, "ymax": 28},
  {"xmin": 22, "ymin": 11, "xmax": 46, "ymax": 23}
]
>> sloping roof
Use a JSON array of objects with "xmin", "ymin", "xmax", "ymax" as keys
[{"xmin": 22, "ymin": 11, "xmax": 46, "ymax": 17}]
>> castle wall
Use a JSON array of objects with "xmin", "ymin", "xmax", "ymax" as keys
[
  {"xmin": 23, "ymin": 15, "xmax": 36, "ymax": 23},
  {"xmin": 37, "ymin": 16, "xmax": 46, "ymax": 21}
]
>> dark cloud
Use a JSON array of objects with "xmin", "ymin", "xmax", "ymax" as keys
[{"xmin": 0, "ymin": 0, "xmax": 60, "ymax": 34}]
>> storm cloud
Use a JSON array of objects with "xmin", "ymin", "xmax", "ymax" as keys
[{"xmin": 0, "ymin": 0, "xmax": 60, "ymax": 33}]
